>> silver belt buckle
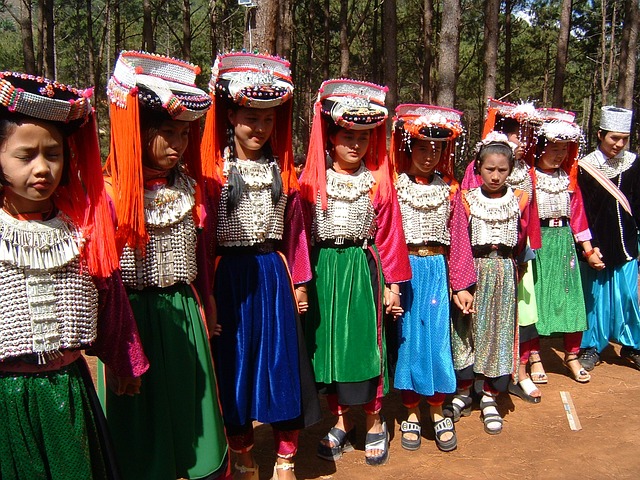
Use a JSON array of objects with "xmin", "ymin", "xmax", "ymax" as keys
[{"xmin": 549, "ymin": 218, "xmax": 562, "ymax": 227}]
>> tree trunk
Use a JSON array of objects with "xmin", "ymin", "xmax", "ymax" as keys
[
  {"xmin": 248, "ymin": 0, "xmax": 278, "ymax": 52},
  {"xmin": 142, "ymin": 0, "xmax": 155, "ymax": 51},
  {"xmin": 552, "ymin": 0, "xmax": 572, "ymax": 108},
  {"xmin": 600, "ymin": 0, "xmax": 618, "ymax": 106},
  {"xmin": 504, "ymin": 0, "xmax": 512, "ymax": 96},
  {"xmin": 616, "ymin": 0, "xmax": 639, "ymax": 109},
  {"xmin": 209, "ymin": 0, "xmax": 218, "ymax": 59},
  {"xmin": 339, "ymin": 0, "xmax": 349, "ymax": 77},
  {"xmin": 86, "ymin": 0, "xmax": 96, "ymax": 87},
  {"xmin": 276, "ymin": 0, "xmax": 294, "ymax": 58},
  {"xmin": 383, "ymin": 0, "xmax": 398, "ymax": 119},
  {"xmin": 482, "ymin": 0, "xmax": 499, "ymax": 101},
  {"xmin": 322, "ymin": 0, "xmax": 330, "ymax": 79},
  {"xmin": 17, "ymin": 0, "xmax": 36, "ymax": 74},
  {"xmin": 436, "ymin": 0, "xmax": 461, "ymax": 107},
  {"xmin": 38, "ymin": 0, "xmax": 55, "ymax": 78},
  {"xmin": 182, "ymin": 0, "xmax": 191, "ymax": 61},
  {"xmin": 421, "ymin": 0, "xmax": 434, "ymax": 104}
]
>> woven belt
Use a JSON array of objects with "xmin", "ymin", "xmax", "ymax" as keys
[
  {"xmin": 217, "ymin": 240, "xmax": 277, "ymax": 255},
  {"xmin": 407, "ymin": 245, "xmax": 447, "ymax": 256},
  {"xmin": 315, "ymin": 238, "xmax": 374, "ymax": 249},
  {"xmin": 540, "ymin": 217, "xmax": 569, "ymax": 227}
]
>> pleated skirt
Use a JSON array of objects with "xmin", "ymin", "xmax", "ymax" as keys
[
  {"xmin": 394, "ymin": 254, "xmax": 456, "ymax": 396},
  {"xmin": 99, "ymin": 284, "xmax": 228, "ymax": 480}
]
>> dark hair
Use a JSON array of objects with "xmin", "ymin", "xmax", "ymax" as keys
[
  {"xmin": 0, "ymin": 114, "xmax": 70, "ymax": 187},
  {"xmin": 474, "ymin": 141, "xmax": 514, "ymax": 175},
  {"xmin": 224, "ymin": 103, "xmax": 282, "ymax": 211},
  {"xmin": 294, "ymin": 153, "xmax": 306, "ymax": 167},
  {"xmin": 495, "ymin": 116, "xmax": 520, "ymax": 136},
  {"xmin": 535, "ymin": 136, "xmax": 548, "ymax": 163}
]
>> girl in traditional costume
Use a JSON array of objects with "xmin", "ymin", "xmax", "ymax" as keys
[
  {"xmin": 200, "ymin": 52, "xmax": 321, "ymax": 480},
  {"xmin": 532, "ymin": 111, "xmax": 597, "ymax": 383},
  {"xmin": 0, "ymin": 71, "xmax": 148, "ymax": 479},
  {"xmin": 462, "ymin": 99, "xmax": 546, "ymax": 403},
  {"xmin": 100, "ymin": 51, "xmax": 228, "ymax": 480},
  {"xmin": 300, "ymin": 79, "xmax": 411, "ymax": 466},
  {"xmin": 390, "ymin": 104, "xmax": 476, "ymax": 452},
  {"xmin": 452, "ymin": 136, "xmax": 529, "ymax": 435}
]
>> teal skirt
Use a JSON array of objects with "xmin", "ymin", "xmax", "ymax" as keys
[
  {"xmin": 534, "ymin": 226, "xmax": 587, "ymax": 336},
  {"xmin": 305, "ymin": 245, "xmax": 387, "ymax": 404},
  {"xmin": 0, "ymin": 359, "xmax": 108, "ymax": 480},
  {"xmin": 99, "ymin": 284, "xmax": 227, "ymax": 480}
]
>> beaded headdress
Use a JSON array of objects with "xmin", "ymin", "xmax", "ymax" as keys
[
  {"xmin": 600, "ymin": 105, "xmax": 633, "ymax": 133},
  {"xmin": 300, "ymin": 78, "xmax": 391, "ymax": 209},
  {"xmin": 391, "ymin": 103, "xmax": 464, "ymax": 178},
  {"xmin": 535, "ymin": 108, "xmax": 582, "ymax": 187},
  {"xmin": 104, "ymin": 50, "xmax": 210, "ymax": 254},
  {"xmin": 210, "ymin": 52, "xmax": 294, "ymax": 108},
  {"xmin": 318, "ymin": 79, "xmax": 388, "ymax": 130},
  {"xmin": 0, "ymin": 72, "xmax": 118, "ymax": 277},
  {"xmin": 107, "ymin": 50, "xmax": 210, "ymax": 121}
]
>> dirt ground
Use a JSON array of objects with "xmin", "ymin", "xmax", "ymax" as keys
[
  {"xmin": 87, "ymin": 329, "xmax": 640, "ymax": 479},
  {"xmin": 248, "ymin": 337, "xmax": 640, "ymax": 480}
]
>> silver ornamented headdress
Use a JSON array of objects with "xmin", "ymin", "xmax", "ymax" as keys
[
  {"xmin": 319, "ymin": 79, "xmax": 388, "ymax": 130},
  {"xmin": 600, "ymin": 106, "xmax": 633, "ymax": 133}
]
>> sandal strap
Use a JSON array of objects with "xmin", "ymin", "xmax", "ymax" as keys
[
  {"xmin": 274, "ymin": 462, "xmax": 295, "ymax": 471},
  {"xmin": 365, "ymin": 422, "xmax": 389, "ymax": 452},
  {"xmin": 235, "ymin": 463, "xmax": 258, "ymax": 474},
  {"xmin": 400, "ymin": 420, "xmax": 421, "ymax": 435},
  {"xmin": 323, "ymin": 427, "xmax": 348, "ymax": 448},
  {"xmin": 518, "ymin": 377, "xmax": 539, "ymax": 396},
  {"xmin": 433, "ymin": 417, "xmax": 454, "ymax": 435}
]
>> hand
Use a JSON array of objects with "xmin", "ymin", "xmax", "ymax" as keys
[
  {"xmin": 587, "ymin": 247, "xmax": 605, "ymax": 270},
  {"xmin": 384, "ymin": 284, "xmax": 403, "ymax": 320},
  {"xmin": 206, "ymin": 295, "xmax": 221, "ymax": 338},
  {"xmin": 106, "ymin": 367, "xmax": 142, "ymax": 396},
  {"xmin": 295, "ymin": 286, "xmax": 309, "ymax": 314},
  {"xmin": 452, "ymin": 290, "xmax": 475, "ymax": 315}
]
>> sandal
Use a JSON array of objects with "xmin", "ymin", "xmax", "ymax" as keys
[
  {"xmin": 271, "ymin": 461, "xmax": 295, "ymax": 480},
  {"xmin": 508, "ymin": 376, "xmax": 542, "ymax": 404},
  {"xmin": 529, "ymin": 351, "xmax": 548, "ymax": 384},
  {"xmin": 564, "ymin": 355, "xmax": 591, "ymax": 383},
  {"xmin": 400, "ymin": 420, "xmax": 421, "ymax": 451},
  {"xmin": 443, "ymin": 394, "xmax": 472, "ymax": 422},
  {"xmin": 364, "ymin": 416, "xmax": 389, "ymax": 466},
  {"xmin": 433, "ymin": 417, "xmax": 457, "ymax": 452},
  {"xmin": 234, "ymin": 462, "xmax": 259, "ymax": 480},
  {"xmin": 317, "ymin": 426, "xmax": 356, "ymax": 461},
  {"xmin": 480, "ymin": 395, "xmax": 503, "ymax": 435}
]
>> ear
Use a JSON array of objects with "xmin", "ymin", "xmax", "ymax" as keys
[{"xmin": 227, "ymin": 109, "xmax": 236, "ymax": 126}]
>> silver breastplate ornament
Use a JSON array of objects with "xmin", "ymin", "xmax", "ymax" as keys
[
  {"xmin": 535, "ymin": 169, "xmax": 571, "ymax": 220},
  {"xmin": 466, "ymin": 187, "xmax": 520, "ymax": 247}
]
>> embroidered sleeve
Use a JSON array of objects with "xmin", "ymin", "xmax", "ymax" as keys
[
  {"xmin": 87, "ymin": 271, "xmax": 149, "ymax": 378},
  {"xmin": 448, "ymin": 190, "xmax": 477, "ymax": 291},
  {"xmin": 373, "ymin": 187, "xmax": 411, "ymax": 284},
  {"xmin": 281, "ymin": 189, "xmax": 312, "ymax": 284}
]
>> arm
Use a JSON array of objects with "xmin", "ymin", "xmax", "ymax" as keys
[{"xmin": 281, "ymin": 189, "xmax": 313, "ymax": 285}]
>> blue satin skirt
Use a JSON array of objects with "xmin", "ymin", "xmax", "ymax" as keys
[
  {"xmin": 214, "ymin": 251, "xmax": 302, "ymax": 426},
  {"xmin": 394, "ymin": 254, "xmax": 456, "ymax": 396},
  {"xmin": 580, "ymin": 260, "xmax": 640, "ymax": 351}
]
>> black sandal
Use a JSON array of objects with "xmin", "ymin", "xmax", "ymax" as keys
[
  {"xmin": 433, "ymin": 417, "xmax": 457, "ymax": 452},
  {"xmin": 480, "ymin": 396, "xmax": 503, "ymax": 435},
  {"xmin": 317, "ymin": 426, "xmax": 356, "ymax": 461},
  {"xmin": 400, "ymin": 420, "xmax": 421, "ymax": 451},
  {"xmin": 443, "ymin": 394, "xmax": 472, "ymax": 422},
  {"xmin": 364, "ymin": 416, "xmax": 389, "ymax": 466}
]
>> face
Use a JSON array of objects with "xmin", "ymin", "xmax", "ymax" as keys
[
  {"xmin": 538, "ymin": 141, "xmax": 568, "ymax": 170},
  {"xmin": 408, "ymin": 139, "xmax": 444, "ymax": 176},
  {"xmin": 145, "ymin": 120, "xmax": 190, "ymax": 170},
  {"xmin": 228, "ymin": 107, "xmax": 275, "ymax": 160},
  {"xmin": 0, "ymin": 120, "xmax": 65, "ymax": 214},
  {"xmin": 330, "ymin": 128, "xmax": 370, "ymax": 168},
  {"xmin": 598, "ymin": 130, "xmax": 630, "ymax": 159},
  {"xmin": 479, "ymin": 153, "xmax": 511, "ymax": 193},
  {"xmin": 506, "ymin": 131, "xmax": 523, "ymax": 160}
]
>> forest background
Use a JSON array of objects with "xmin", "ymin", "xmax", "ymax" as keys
[{"xmin": 0, "ymin": 0, "xmax": 638, "ymax": 174}]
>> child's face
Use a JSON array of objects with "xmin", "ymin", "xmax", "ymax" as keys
[
  {"xmin": 479, "ymin": 153, "xmax": 511, "ymax": 193},
  {"xmin": 538, "ymin": 141, "xmax": 568, "ymax": 170},
  {"xmin": 228, "ymin": 107, "xmax": 275, "ymax": 160},
  {"xmin": 409, "ymin": 139, "xmax": 443, "ymax": 176},
  {"xmin": 330, "ymin": 128, "xmax": 370, "ymax": 168},
  {"xmin": 145, "ymin": 119, "xmax": 190, "ymax": 171},
  {"xmin": 0, "ymin": 120, "xmax": 64, "ymax": 213}
]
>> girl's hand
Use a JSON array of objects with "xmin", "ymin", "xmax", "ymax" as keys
[
  {"xmin": 106, "ymin": 367, "xmax": 142, "ymax": 396},
  {"xmin": 206, "ymin": 295, "xmax": 221, "ymax": 338},
  {"xmin": 295, "ymin": 285, "xmax": 309, "ymax": 314},
  {"xmin": 384, "ymin": 284, "xmax": 403, "ymax": 320},
  {"xmin": 586, "ymin": 247, "xmax": 605, "ymax": 270},
  {"xmin": 453, "ymin": 290, "xmax": 475, "ymax": 315}
]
